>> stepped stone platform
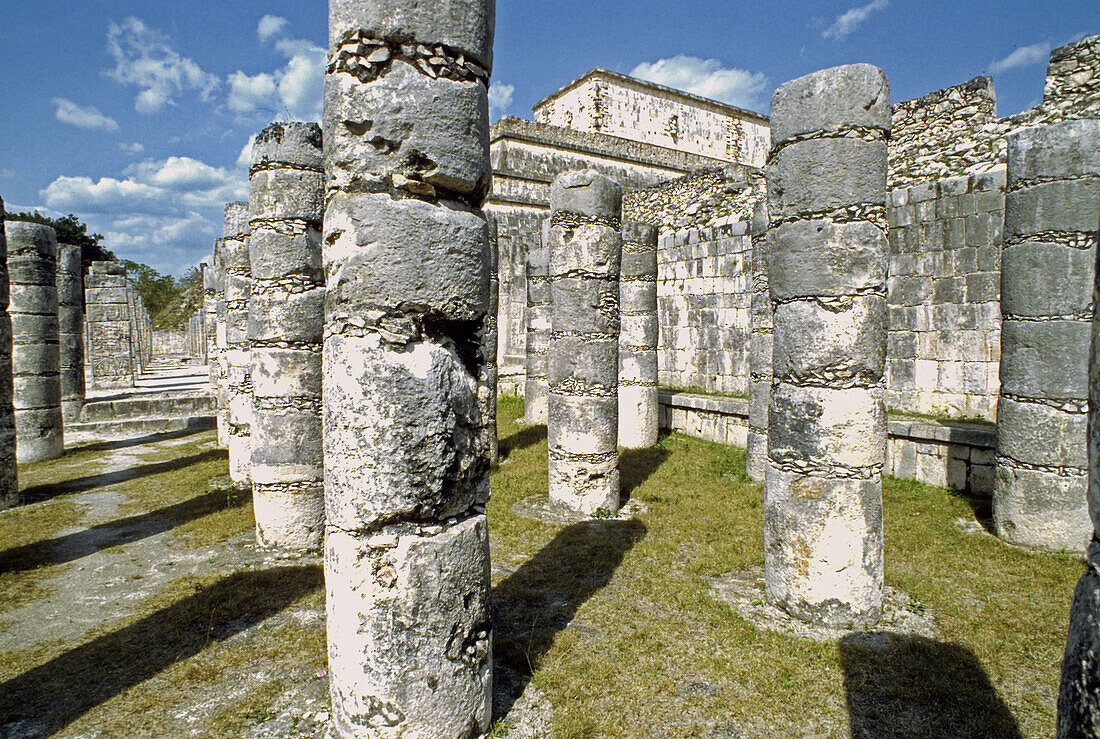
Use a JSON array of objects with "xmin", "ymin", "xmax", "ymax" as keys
[{"xmin": 66, "ymin": 362, "xmax": 214, "ymax": 443}]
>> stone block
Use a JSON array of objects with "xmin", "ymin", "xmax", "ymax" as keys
[
  {"xmin": 768, "ymin": 383, "xmax": 885, "ymax": 472},
  {"xmin": 769, "ymin": 220, "xmax": 886, "ymax": 300},
  {"xmin": 329, "ymin": 0, "xmax": 495, "ymax": 67},
  {"xmin": 999, "ymin": 318, "xmax": 1089, "ymax": 400},
  {"xmin": 1001, "ymin": 242, "xmax": 1093, "ymax": 318},
  {"xmin": 251, "ymin": 348, "xmax": 322, "ymax": 399},
  {"xmin": 994, "ymin": 464, "xmax": 1090, "ymax": 551},
  {"xmin": 767, "ymin": 138, "xmax": 887, "ymax": 217},
  {"xmin": 772, "ymin": 296, "xmax": 885, "ymax": 384},
  {"xmin": 548, "ymin": 336, "xmax": 619, "ymax": 390},
  {"xmin": 769, "ymin": 64, "xmax": 890, "ymax": 143},
  {"xmin": 998, "ymin": 397, "xmax": 1086, "ymax": 469},
  {"xmin": 249, "ymin": 227, "xmax": 324, "ymax": 283},
  {"xmin": 1006, "ymin": 119, "xmax": 1100, "ymax": 184}
]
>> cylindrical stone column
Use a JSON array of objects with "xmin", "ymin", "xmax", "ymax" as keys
[
  {"xmin": 0, "ymin": 204, "xmax": 17, "ymax": 507},
  {"xmin": 56, "ymin": 244, "xmax": 84, "ymax": 423},
  {"xmin": 479, "ymin": 214, "xmax": 499, "ymax": 465},
  {"xmin": 524, "ymin": 219, "xmax": 550, "ymax": 423},
  {"xmin": 764, "ymin": 64, "xmax": 891, "ymax": 628},
  {"xmin": 85, "ymin": 262, "xmax": 133, "ymax": 390},
  {"xmin": 547, "ymin": 169, "xmax": 622, "ymax": 515},
  {"xmin": 7, "ymin": 222, "xmax": 64, "ymax": 463},
  {"xmin": 249, "ymin": 122, "xmax": 325, "ymax": 552},
  {"xmin": 747, "ymin": 199, "xmax": 773, "ymax": 482},
  {"xmin": 322, "ymin": 1, "xmax": 494, "ymax": 735},
  {"xmin": 224, "ymin": 203, "xmax": 252, "ymax": 489},
  {"xmin": 203, "ymin": 262, "xmax": 217, "ymax": 368},
  {"xmin": 618, "ymin": 221, "xmax": 658, "ymax": 449},
  {"xmin": 995, "ymin": 120, "xmax": 1100, "ymax": 553},
  {"xmin": 212, "ymin": 239, "xmax": 229, "ymax": 448}
]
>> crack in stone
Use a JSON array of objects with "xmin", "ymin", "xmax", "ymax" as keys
[
  {"xmin": 767, "ymin": 125, "xmax": 889, "ymax": 164},
  {"xmin": 1005, "ymin": 172, "xmax": 1100, "ymax": 193},
  {"xmin": 1003, "ymin": 230, "xmax": 1098, "ymax": 250},
  {"xmin": 771, "ymin": 202, "xmax": 888, "ymax": 233},
  {"xmin": 327, "ymin": 32, "xmax": 489, "ymax": 88},
  {"xmin": 550, "ymin": 210, "xmax": 622, "ymax": 231}
]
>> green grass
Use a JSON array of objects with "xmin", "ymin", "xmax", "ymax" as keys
[
  {"xmin": 887, "ymin": 407, "xmax": 998, "ymax": 428},
  {"xmin": 659, "ymin": 385, "xmax": 748, "ymax": 400}
]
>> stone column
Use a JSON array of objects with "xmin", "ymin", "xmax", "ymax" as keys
[
  {"xmin": 249, "ymin": 121, "xmax": 325, "ymax": 552},
  {"xmin": 85, "ymin": 262, "xmax": 133, "ymax": 390},
  {"xmin": 56, "ymin": 244, "xmax": 84, "ymax": 423},
  {"xmin": 547, "ymin": 169, "xmax": 622, "ymax": 515},
  {"xmin": 211, "ymin": 240, "xmax": 229, "ymax": 448},
  {"xmin": 7, "ymin": 222, "xmax": 64, "ymax": 463},
  {"xmin": 764, "ymin": 64, "xmax": 890, "ymax": 628},
  {"xmin": 479, "ymin": 214, "xmax": 499, "ymax": 464},
  {"xmin": 224, "ymin": 202, "xmax": 252, "ymax": 489},
  {"xmin": 202, "ymin": 262, "xmax": 216, "ymax": 366},
  {"xmin": 995, "ymin": 120, "xmax": 1100, "ymax": 553},
  {"xmin": 0, "ymin": 205, "xmax": 17, "ymax": 507},
  {"xmin": 322, "ymin": 0, "xmax": 494, "ymax": 734},
  {"xmin": 1058, "ymin": 125, "xmax": 1100, "ymax": 734},
  {"xmin": 747, "ymin": 199, "xmax": 772, "ymax": 482},
  {"xmin": 524, "ymin": 218, "xmax": 550, "ymax": 423},
  {"xmin": 618, "ymin": 221, "xmax": 658, "ymax": 449}
]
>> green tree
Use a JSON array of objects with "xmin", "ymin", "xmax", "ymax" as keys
[{"xmin": 3, "ymin": 210, "xmax": 114, "ymax": 269}]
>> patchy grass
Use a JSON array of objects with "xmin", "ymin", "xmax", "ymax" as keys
[
  {"xmin": 887, "ymin": 408, "xmax": 998, "ymax": 428},
  {"xmin": 659, "ymin": 385, "xmax": 747, "ymax": 400}
]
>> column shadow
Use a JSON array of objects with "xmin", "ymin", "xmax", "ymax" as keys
[
  {"xmin": 492, "ymin": 518, "xmax": 647, "ymax": 723},
  {"xmin": 619, "ymin": 444, "xmax": 672, "ymax": 500},
  {"xmin": 0, "ymin": 565, "xmax": 322, "ymax": 737},
  {"xmin": 18, "ymin": 450, "xmax": 224, "ymax": 505},
  {"xmin": 499, "ymin": 424, "xmax": 547, "ymax": 461},
  {"xmin": 839, "ymin": 632, "xmax": 1022, "ymax": 738},
  {"xmin": 67, "ymin": 423, "xmax": 215, "ymax": 454},
  {"xmin": 0, "ymin": 487, "xmax": 250, "ymax": 574}
]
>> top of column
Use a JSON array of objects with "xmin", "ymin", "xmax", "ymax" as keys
[
  {"xmin": 5, "ymin": 221, "xmax": 58, "ymax": 259},
  {"xmin": 550, "ymin": 169, "xmax": 622, "ymax": 225},
  {"xmin": 251, "ymin": 122, "xmax": 324, "ymax": 173},
  {"xmin": 329, "ymin": 0, "xmax": 495, "ymax": 69},
  {"xmin": 89, "ymin": 260, "xmax": 125, "ymax": 276},
  {"xmin": 1007, "ymin": 119, "xmax": 1100, "ymax": 183},
  {"xmin": 769, "ymin": 64, "xmax": 890, "ymax": 145},
  {"xmin": 224, "ymin": 202, "xmax": 250, "ymax": 239}
]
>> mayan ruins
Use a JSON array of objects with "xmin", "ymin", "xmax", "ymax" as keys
[{"xmin": 0, "ymin": 2, "xmax": 1098, "ymax": 736}]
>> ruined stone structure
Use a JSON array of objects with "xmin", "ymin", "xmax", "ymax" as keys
[
  {"xmin": 7, "ymin": 222, "xmax": 64, "ymax": 463},
  {"xmin": 203, "ymin": 262, "xmax": 217, "ymax": 367},
  {"xmin": 224, "ymin": 203, "xmax": 252, "ymax": 489},
  {"xmin": 480, "ymin": 214, "xmax": 499, "ymax": 463},
  {"xmin": 248, "ymin": 122, "xmax": 325, "ymax": 552},
  {"xmin": 85, "ymin": 262, "xmax": 133, "ymax": 391},
  {"xmin": 764, "ymin": 64, "xmax": 890, "ymax": 627},
  {"xmin": 993, "ymin": 120, "xmax": 1100, "ymax": 553},
  {"xmin": 547, "ymin": 170, "xmax": 622, "ymax": 514},
  {"xmin": 55, "ymin": 244, "xmax": 84, "ymax": 423},
  {"xmin": 523, "ymin": 220, "xmax": 550, "ymax": 422},
  {"xmin": 212, "ymin": 239, "xmax": 229, "ymax": 448},
  {"xmin": 322, "ymin": 0, "xmax": 493, "ymax": 733},
  {"xmin": 746, "ymin": 199, "xmax": 771, "ymax": 482},
  {"xmin": 0, "ymin": 205, "xmax": 17, "ymax": 507},
  {"xmin": 618, "ymin": 221, "xmax": 658, "ymax": 449},
  {"xmin": 533, "ymin": 68, "xmax": 770, "ymax": 167}
]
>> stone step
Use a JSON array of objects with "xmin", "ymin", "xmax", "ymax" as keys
[
  {"xmin": 78, "ymin": 393, "xmax": 215, "ymax": 423},
  {"xmin": 65, "ymin": 415, "xmax": 215, "ymax": 441}
]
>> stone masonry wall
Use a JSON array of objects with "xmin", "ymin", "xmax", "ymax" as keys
[
  {"xmin": 886, "ymin": 170, "xmax": 1005, "ymax": 420},
  {"xmin": 656, "ymin": 222, "xmax": 752, "ymax": 395},
  {"xmin": 624, "ymin": 166, "xmax": 765, "ymax": 232}
]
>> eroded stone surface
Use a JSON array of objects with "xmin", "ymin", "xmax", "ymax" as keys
[
  {"xmin": 0, "ymin": 204, "xmax": 16, "ymax": 506},
  {"xmin": 618, "ymin": 221, "xmax": 658, "ymax": 449},
  {"xmin": 224, "ymin": 203, "xmax": 252, "ymax": 490}
]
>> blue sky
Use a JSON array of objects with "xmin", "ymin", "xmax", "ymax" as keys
[{"xmin": 0, "ymin": 1, "xmax": 1094, "ymax": 275}]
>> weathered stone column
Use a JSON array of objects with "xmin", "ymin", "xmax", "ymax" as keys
[
  {"xmin": 224, "ymin": 203, "xmax": 252, "ymax": 488},
  {"xmin": 56, "ymin": 244, "xmax": 84, "ymax": 423},
  {"xmin": 747, "ymin": 199, "xmax": 772, "ymax": 482},
  {"xmin": 203, "ymin": 262, "xmax": 217, "ymax": 368},
  {"xmin": 322, "ymin": 0, "xmax": 494, "ymax": 734},
  {"xmin": 548, "ymin": 169, "xmax": 622, "ymax": 514},
  {"xmin": 0, "ymin": 205, "xmax": 18, "ymax": 507},
  {"xmin": 618, "ymin": 221, "xmax": 658, "ymax": 449},
  {"xmin": 1058, "ymin": 126, "xmax": 1100, "ymax": 733},
  {"xmin": 85, "ymin": 262, "xmax": 133, "ymax": 390},
  {"xmin": 995, "ymin": 120, "xmax": 1100, "ymax": 553},
  {"xmin": 7, "ymin": 222, "xmax": 64, "ymax": 463},
  {"xmin": 764, "ymin": 64, "xmax": 890, "ymax": 627},
  {"xmin": 212, "ymin": 239, "xmax": 229, "ymax": 448},
  {"xmin": 479, "ymin": 214, "xmax": 499, "ymax": 464},
  {"xmin": 524, "ymin": 219, "xmax": 550, "ymax": 423},
  {"xmin": 249, "ymin": 121, "xmax": 325, "ymax": 551}
]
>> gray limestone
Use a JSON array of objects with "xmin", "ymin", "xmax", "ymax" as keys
[
  {"xmin": 323, "ymin": 0, "xmax": 494, "ymax": 734},
  {"xmin": 479, "ymin": 214, "xmax": 499, "ymax": 464},
  {"xmin": 764, "ymin": 64, "xmax": 890, "ymax": 628},
  {"xmin": 212, "ymin": 239, "xmax": 229, "ymax": 448},
  {"xmin": 203, "ymin": 262, "xmax": 217, "ymax": 368},
  {"xmin": 747, "ymin": 199, "xmax": 772, "ymax": 482},
  {"xmin": 0, "ymin": 204, "xmax": 16, "ymax": 507},
  {"xmin": 56, "ymin": 244, "xmax": 84, "ymax": 423},
  {"xmin": 524, "ymin": 219, "xmax": 550, "ymax": 423},
  {"xmin": 248, "ymin": 122, "xmax": 325, "ymax": 552},
  {"xmin": 547, "ymin": 169, "xmax": 622, "ymax": 514},
  {"xmin": 85, "ymin": 261, "xmax": 133, "ymax": 391},
  {"xmin": 995, "ymin": 119, "xmax": 1100, "ymax": 553},
  {"xmin": 618, "ymin": 221, "xmax": 658, "ymax": 449},
  {"xmin": 224, "ymin": 203, "xmax": 252, "ymax": 489},
  {"xmin": 7, "ymin": 222, "xmax": 64, "ymax": 463}
]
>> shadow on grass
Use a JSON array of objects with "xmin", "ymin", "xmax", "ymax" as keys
[
  {"xmin": 492, "ymin": 518, "xmax": 647, "ymax": 723},
  {"xmin": 66, "ymin": 423, "xmax": 214, "ymax": 455},
  {"xmin": 620, "ymin": 443, "xmax": 672, "ymax": 500},
  {"xmin": 499, "ymin": 424, "xmax": 546, "ymax": 461},
  {"xmin": 947, "ymin": 488, "xmax": 997, "ymax": 535},
  {"xmin": 18, "ymin": 449, "xmax": 224, "ymax": 505},
  {"xmin": 0, "ymin": 487, "xmax": 250, "ymax": 575},
  {"xmin": 839, "ymin": 632, "xmax": 1022, "ymax": 738},
  {"xmin": 0, "ymin": 565, "xmax": 321, "ymax": 737}
]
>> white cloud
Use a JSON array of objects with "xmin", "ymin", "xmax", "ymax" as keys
[
  {"xmin": 228, "ymin": 71, "xmax": 278, "ymax": 113},
  {"xmin": 0, "ymin": 169, "xmax": 15, "ymax": 179},
  {"xmin": 630, "ymin": 55, "xmax": 768, "ymax": 109},
  {"xmin": 236, "ymin": 136, "xmax": 256, "ymax": 170},
  {"xmin": 822, "ymin": 0, "xmax": 889, "ymax": 40},
  {"xmin": 488, "ymin": 83, "xmax": 514, "ymax": 119},
  {"xmin": 989, "ymin": 43, "xmax": 1050, "ymax": 74},
  {"xmin": 106, "ymin": 17, "xmax": 219, "ymax": 113},
  {"xmin": 257, "ymin": 15, "xmax": 288, "ymax": 42},
  {"xmin": 52, "ymin": 98, "xmax": 120, "ymax": 132},
  {"xmin": 226, "ymin": 35, "xmax": 325, "ymax": 121},
  {"xmin": 119, "ymin": 142, "xmax": 145, "ymax": 154}
]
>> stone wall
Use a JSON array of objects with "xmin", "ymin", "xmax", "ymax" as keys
[
  {"xmin": 533, "ymin": 68, "xmax": 770, "ymax": 166},
  {"xmin": 624, "ymin": 166, "xmax": 765, "ymax": 232},
  {"xmin": 656, "ymin": 222, "xmax": 752, "ymax": 395},
  {"xmin": 886, "ymin": 170, "xmax": 1005, "ymax": 420}
]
